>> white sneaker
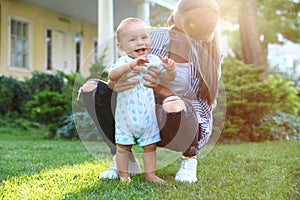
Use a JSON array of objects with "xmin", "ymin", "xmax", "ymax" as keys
[
  {"xmin": 99, "ymin": 155, "xmax": 119, "ymax": 179},
  {"xmin": 175, "ymin": 156, "xmax": 198, "ymax": 183},
  {"xmin": 99, "ymin": 155, "xmax": 141, "ymax": 179},
  {"xmin": 99, "ymin": 167, "xmax": 119, "ymax": 179}
]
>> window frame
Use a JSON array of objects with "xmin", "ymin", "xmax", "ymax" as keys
[
  {"xmin": 93, "ymin": 38, "xmax": 98, "ymax": 63},
  {"xmin": 8, "ymin": 15, "xmax": 32, "ymax": 72},
  {"xmin": 75, "ymin": 34, "xmax": 81, "ymax": 73},
  {"xmin": 45, "ymin": 28, "xmax": 52, "ymax": 71}
]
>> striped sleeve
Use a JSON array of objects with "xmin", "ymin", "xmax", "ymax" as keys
[{"xmin": 150, "ymin": 28, "xmax": 169, "ymax": 57}]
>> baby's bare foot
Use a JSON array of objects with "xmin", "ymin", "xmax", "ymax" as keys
[
  {"xmin": 145, "ymin": 175, "xmax": 166, "ymax": 183},
  {"xmin": 120, "ymin": 177, "xmax": 131, "ymax": 182}
]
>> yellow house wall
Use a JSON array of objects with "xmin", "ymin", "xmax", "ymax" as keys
[{"xmin": 0, "ymin": 0, "xmax": 97, "ymax": 79}]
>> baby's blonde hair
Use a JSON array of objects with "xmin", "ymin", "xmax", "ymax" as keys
[{"xmin": 116, "ymin": 17, "xmax": 147, "ymax": 42}]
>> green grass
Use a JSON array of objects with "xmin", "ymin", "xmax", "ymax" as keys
[{"xmin": 0, "ymin": 127, "xmax": 299, "ymax": 200}]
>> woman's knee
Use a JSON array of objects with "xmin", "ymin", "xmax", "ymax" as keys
[
  {"xmin": 82, "ymin": 79, "xmax": 99, "ymax": 92},
  {"xmin": 162, "ymin": 96, "xmax": 187, "ymax": 113}
]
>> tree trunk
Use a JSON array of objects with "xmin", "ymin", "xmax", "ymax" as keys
[{"xmin": 238, "ymin": 0, "xmax": 265, "ymax": 67}]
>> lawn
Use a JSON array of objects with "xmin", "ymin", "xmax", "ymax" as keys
[{"xmin": 0, "ymin": 127, "xmax": 299, "ymax": 200}]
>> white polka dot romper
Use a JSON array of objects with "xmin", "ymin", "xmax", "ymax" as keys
[{"xmin": 111, "ymin": 54, "xmax": 166, "ymax": 146}]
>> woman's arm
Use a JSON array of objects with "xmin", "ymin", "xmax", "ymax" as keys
[
  {"xmin": 142, "ymin": 66, "xmax": 161, "ymax": 88},
  {"xmin": 108, "ymin": 78, "xmax": 139, "ymax": 91}
]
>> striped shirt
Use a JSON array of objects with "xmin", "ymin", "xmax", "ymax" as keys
[{"xmin": 150, "ymin": 28, "xmax": 222, "ymax": 148}]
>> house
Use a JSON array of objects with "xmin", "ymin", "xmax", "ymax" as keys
[
  {"xmin": 268, "ymin": 41, "xmax": 300, "ymax": 85},
  {"xmin": 0, "ymin": 0, "xmax": 176, "ymax": 79}
]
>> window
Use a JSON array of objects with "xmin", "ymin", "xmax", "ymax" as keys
[
  {"xmin": 75, "ymin": 35, "xmax": 81, "ymax": 73},
  {"xmin": 45, "ymin": 29, "xmax": 76, "ymax": 74},
  {"xmin": 46, "ymin": 29, "xmax": 52, "ymax": 70},
  {"xmin": 94, "ymin": 40, "xmax": 98, "ymax": 62},
  {"xmin": 10, "ymin": 18, "xmax": 29, "ymax": 69}
]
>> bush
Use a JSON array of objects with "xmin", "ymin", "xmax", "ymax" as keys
[
  {"xmin": 26, "ymin": 90, "xmax": 71, "ymax": 138},
  {"xmin": 0, "ymin": 76, "xmax": 31, "ymax": 115},
  {"xmin": 0, "ymin": 113, "xmax": 40, "ymax": 130},
  {"xmin": 221, "ymin": 57, "xmax": 300, "ymax": 142},
  {"xmin": 256, "ymin": 111, "xmax": 300, "ymax": 141},
  {"xmin": 266, "ymin": 74, "xmax": 300, "ymax": 116},
  {"xmin": 56, "ymin": 70, "xmax": 87, "ymax": 113},
  {"xmin": 0, "ymin": 72, "xmax": 89, "ymax": 140},
  {"xmin": 25, "ymin": 71, "xmax": 64, "ymax": 95},
  {"xmin": 56, "ymin": 114, "xmax": 78, "ymax": 139}
]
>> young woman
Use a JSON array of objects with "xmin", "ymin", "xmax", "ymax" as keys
[{"xmin": 81, "ymin": 0, "xmax": 223, "ymax": 183}]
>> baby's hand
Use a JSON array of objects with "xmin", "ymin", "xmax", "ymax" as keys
[
  {"xmin": 129, "ymin": 57, "xmax": 149, "ymax": 70},
  {"xmin": 158, "ymin": 55, "xmax": 175, "ymax": 72}
]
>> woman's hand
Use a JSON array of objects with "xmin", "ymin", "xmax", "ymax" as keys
[
  {"xmin": 143, "ymin": 66, "xmax": 175, "ymax": 97},
  {"xmin": 108, "ymin": 72, "xmax": 139, "ymax": 92},
  {"xmin": 143, "ymin": 66, "xmax": 161, "ymax": 88}
]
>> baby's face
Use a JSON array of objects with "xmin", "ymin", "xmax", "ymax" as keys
[{"xmin": 118, "ymin": 22, "xmax": 152, "ymax": 58}]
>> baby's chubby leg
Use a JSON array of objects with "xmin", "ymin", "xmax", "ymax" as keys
[
  {"xmin": 142, "ymin": 144, "xmax": 165, "ymax": 183},
  {"xmin": 116, "ymin": 144, "xmax": 132, "ymax": 182}
]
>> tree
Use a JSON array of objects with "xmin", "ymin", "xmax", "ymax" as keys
[
  {"xmin": 257, "ymin": 0, "xmax": 300, "ymax": 53},
  {"xmin": 238, "ymin": 0, "xmax": 265, "ymax": 67},
  {"xmin": 218, "ymin": 0, "xmax": 265, "ymax": 67},
  {"xmin": 218, "ymin": 0, "xmax": 299, "ymax": 66}
]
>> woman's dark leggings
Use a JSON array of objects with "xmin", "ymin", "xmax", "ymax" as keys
[{"xmin": 81, "ymin": 80, "xmax": 200, "ymax": 157}]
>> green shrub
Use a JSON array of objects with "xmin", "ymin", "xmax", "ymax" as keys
[
  {"xmin": 0, "ymin": 76, "xmax": 31, "ymax": 115},
  {"xmin": 27, "ymin": 90, "xmax": 71, "ymax": 124},
  {"xmin": 56, "ymin": 70, "xmax": 87, "ymax": 113},
  {"xmin": 256, "ymin": 111, "xmax": 300, "ymax": 141},
  {"xmin": 0, "ymin": 113, "xmax": 40, "ymax": 130},
  {"xmin": 25, "ymin": 71, "xmax": 64, "ymax": 95},
  {"xmin": 266, "ymin": 74, "xmax": 300, "ymax": 116},
  {"xmin": 24, "ymin": 71, "xmax": 83, "ymax": 138},
  {"xmin": 26, "ymin": 90, "xmax": 71, "ymax": 138},
  {"xmin": 56, "ymin": 114, "xmax": 78, "ymax": 139},
  {"xmin": 221, "ymin": 57, "xmax": 300, "ymax": 142},
  {"xmin": 0, "ymin": 72, "xmax": 87, "ymax": 139}
]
